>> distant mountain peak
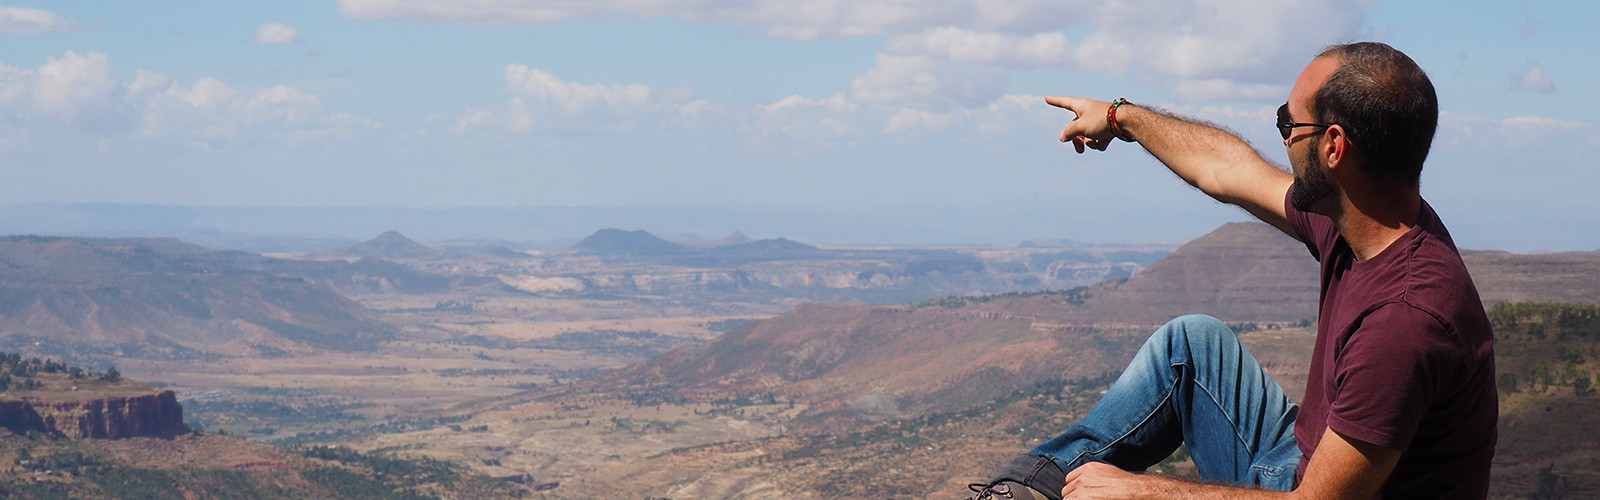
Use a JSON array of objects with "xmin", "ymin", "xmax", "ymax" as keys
[
  {"xmin": 1018, "ymin": 238, "xmax": 1086, "ymax": 249},
  {"xmin": 572, "ymin": 229, "xmax": 686, "ymax": 255},
  {"xmin": 706, "ymin": 237, "xmax": 821, "ymax": 260},
  {"xmin": 714, "ymin": 231, "xmax": 754, "ymax": 247},
  {"xmin": 1074, "ymin": 221, "xmax": 1320, "ymax": 324},
  {"xmin": 347, "ymin": 231, "xmax": 443, "ymax": 259},
  {"xmin": 739, "ymin": 237, "xmax": 815, "ymax": 250},
  {"xmin": 366, "ymin": 230, "xmax": 416, "ymax": 246}
]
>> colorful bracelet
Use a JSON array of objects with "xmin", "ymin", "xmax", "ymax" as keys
[{"xmin": 1107, "ymin": 98, "xmax": 1134, "ymax": 142}]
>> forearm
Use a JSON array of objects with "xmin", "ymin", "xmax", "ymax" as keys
[
  {"xmin": 1061, "ymin": 462, "xmax": 1303, "ymax": 500},
  {"xmin": 1114, "ymin": 104, "xmax": 1286, "ymax": 206},
  {"xmin": 1044, "ymin": 95, "xmax": 1294, "ymax": 232}
]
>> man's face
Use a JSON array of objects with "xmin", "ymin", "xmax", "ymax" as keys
[
  {"xmin": 1289, "ymin": 135, "xmax": 1333, "ymax": 212},
  {"xmin": 1284, "ymin": 56, "xmax": 1341, "ymax": 213}
]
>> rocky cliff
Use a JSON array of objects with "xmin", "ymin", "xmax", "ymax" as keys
[{"xmin": 0, "ymin": 389, "xmax": 185, "ymax": 439}]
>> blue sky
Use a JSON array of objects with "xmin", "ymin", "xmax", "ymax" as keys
[{"xmin": 1, "ymin": 1, "xmax": 1596, "ymax": 250}]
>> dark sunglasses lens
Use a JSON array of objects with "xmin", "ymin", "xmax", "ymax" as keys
[{"xmin": 1276, "ymin": 104, "xmax": 1291, "ymax": 139}]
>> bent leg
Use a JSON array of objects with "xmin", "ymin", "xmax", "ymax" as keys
[{"xmin": 1027, "ymin": 315, "xmax": 1300, "ymax": 489}]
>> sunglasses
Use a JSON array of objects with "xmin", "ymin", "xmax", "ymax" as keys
[{"xmin": 1276, "ymin": 103, "xmax": 1333, "ymax": 140}]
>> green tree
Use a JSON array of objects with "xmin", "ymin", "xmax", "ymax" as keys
[
  {"xmin": 100, "ymin": 366, "xmax": 121, "ymax": 382},
  {"xmin": 1531, "ymin": 464, "xmax": 1572, "ymax": 499}
]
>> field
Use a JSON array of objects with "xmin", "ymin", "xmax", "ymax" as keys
[{"xmin": 117, "ymin": 290, "xmax": 778, "ymax": 446}]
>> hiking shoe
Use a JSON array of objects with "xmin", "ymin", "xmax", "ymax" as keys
[
  {"xmin": 965, "ymin": 454, "xmax": 1066, "ymax": 500},
  {"xmin": 965, "ymin": 480, "xmax": 1052, "ymax": 500}
]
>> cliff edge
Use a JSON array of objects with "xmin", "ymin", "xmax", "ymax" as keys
[
  {"xmin": 0, "ymin": 388, "xmax": 185, "ymax": 439},
  {"xmin": 0, "ymin": 355, "xmax": 187, "ymax": 440}
]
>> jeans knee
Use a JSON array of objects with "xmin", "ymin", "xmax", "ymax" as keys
[{"xmin": 1146, "ymin": 314, "xmax": 1233, "ymax": 352}]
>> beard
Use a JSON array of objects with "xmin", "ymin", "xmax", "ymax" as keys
[{"xmin": 1289, "ymin": 137, "xmax": 1334, "ymax": 213}]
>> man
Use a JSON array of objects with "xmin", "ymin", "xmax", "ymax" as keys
[{"xmin": 968, "ymin": 42, "xmax": 1497, "ymax": 499}]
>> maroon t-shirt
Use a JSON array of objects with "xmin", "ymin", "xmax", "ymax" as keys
[{"xmin": 1286, "ymin": 196, "xmax": 1497, "ymax": 498}]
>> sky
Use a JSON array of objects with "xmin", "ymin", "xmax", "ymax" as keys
[{"xmin": 1, "ymin": 1, "xmax": 1596, "ymax": 250}]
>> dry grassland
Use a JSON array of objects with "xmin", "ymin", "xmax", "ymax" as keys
[{"xmin": 114, "ymin": 292, "xmax": 780, "ymax": 443}]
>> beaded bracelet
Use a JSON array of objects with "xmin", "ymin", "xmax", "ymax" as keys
[{"xmin": 1107, "ymin": 98, "xmax": 1134, "ymax": 142}]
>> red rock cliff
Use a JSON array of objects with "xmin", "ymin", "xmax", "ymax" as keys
[{"xmin": 0, "ymin": 390, "xmax": 186, "ymax": 439}]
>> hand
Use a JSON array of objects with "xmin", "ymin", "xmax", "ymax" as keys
[
  {"xmin": 1045, "ymin": 96, "xmax": 1117, "ymax": 154},
  {"xmin": 1060, "ymin": 461, "xmax": 1154, "ymax": 500}
]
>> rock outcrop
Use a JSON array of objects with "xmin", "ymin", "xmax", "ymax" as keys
[{"xmin": 0, "ymin": 390, "xmax": 186, "ymax": 439}]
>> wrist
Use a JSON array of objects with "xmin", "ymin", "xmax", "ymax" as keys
[{"xmin": 1107, "ymin": 98, "xmax": 1135, "ymax": 142}]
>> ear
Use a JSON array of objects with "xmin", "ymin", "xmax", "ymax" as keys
[{"xmin": 1321, "ymin": 125, "xmax": 1349, "ymax": 170}]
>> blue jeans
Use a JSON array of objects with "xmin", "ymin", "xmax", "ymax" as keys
[{"xmin": 1029, "ymin": 315, "xmax": 1301, "ymax": 491}]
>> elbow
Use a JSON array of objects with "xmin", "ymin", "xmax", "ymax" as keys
[{"xmin": 1192, "ymin": 171, "xmax": 1233, "ymax": 203}]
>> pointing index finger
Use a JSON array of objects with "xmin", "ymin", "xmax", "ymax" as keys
[{"xmin": 1044, "ymin": 95, "xmax": 1081, "ymax": 113}]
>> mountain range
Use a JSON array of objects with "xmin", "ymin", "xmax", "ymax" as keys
[
  {"xmin": 0, "ymin": 235, "xmax": 452, "ymax": 360},
  {"xmin": 527, "ymin": 222, "xmax": 1593, "ymax": 429},
  {"xmin": 591, "ymin": 222, "xmax": 1319, "ymax": 426}
]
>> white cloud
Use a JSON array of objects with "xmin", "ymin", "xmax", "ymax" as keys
[
  {"xmin": 134, "ymin": 75, "xmax": 327, "ymax": 137},
  {"xmin": 848, "ymin": 54, "xmax": 1008, "ymax": 112},
  {"xmin": 763, "ymin": 94, "xmax": 856, "ymax": 114},
  {"xmin": 883, "ymin": 108, "xmax": 954, "ymax": 134},
  {"xmin": 0, "ymin": 62, "xmax": 30, "ymax": 107},
  {"xmin": 452, "ymin": 61, "xmax": 1013, "ymax": 144},
  {"xmin": 1080, "ymin": 0, "xmax": 1365, "ymax": 100},
  {"xmin": 0, "ymin": 51, "xmax": 364, "ymax": 145},
  {"xmin": 252, "ymin": 22, "xmax": 303, "ymax": 45},
  {"xmin": 1513, "ymin": 62, "xmax": 1555, "ymax": 94},
  {"xmin": 430, "ymin": 1, "xmax": 1368, "ymax": 148},
  {"xmin": 751, "ymin": 94, "xmax": 862, "ymax": 143},
  {"xmin": 339, "ymin": 0, "xmax": 1363, "ymax": 105},
  {"xmin": 1437, "ymin": 111, "xmax": 1597, "ymax": 151},
  {"xmin": 1170, "ymin": 80, "xmax": 1288, "ymax": 103},
  {"xmin": 886, "ymin": 27, "xmax": 1070, "ymax": 68},
  {"xmin": 503, "ymin": 64, "xmax": 651, "ymax": 132},
  {"xmin": 339, "ymin": 0, "xmax": 1094, "ymax": 39},
  {"xmin": 129, "ymin": 78, "xmax": 330, "ymax": 140},
  {"xmin": 891, "ymin": 0, "xmax": 1363, "ymax": 104},
  {"xmin": 1496, "ymin": 115, "xmax": 1588, "ymax": 131},
  {"xmin": 455, "ymin": 64, "xmax": 712, "ymax": 134},
  {"xmin": 506, "ymin": 65, "xmax": 650, "ymax": 114},
  {"xmin": 244, "ymin": 86, "xmax": 323, "ymax": 122},
  {"xmin": 31, "ymin": 51, "xmax": 130, "ymax": 131},
  {"xmin": 0, "ymin": 5, "xmax": 79, "ymax": 34}
]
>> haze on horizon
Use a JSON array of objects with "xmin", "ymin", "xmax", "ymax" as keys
[{"xmin": 2, "ymin": 1, "xmax": 1596, "ymax": 252}]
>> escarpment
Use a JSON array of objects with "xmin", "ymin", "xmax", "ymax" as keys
[{"xmin": 0, "ymin": 389, "xmax": 186, "ymax": 439}]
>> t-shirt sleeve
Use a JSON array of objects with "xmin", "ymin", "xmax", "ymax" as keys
[
  {"xmin": 1282, "ymin": 186, "xmax": 1334, "ymax": 261},
  {"xmin": 1326, "ymin": 303, "xmax": 1458, "ymax": 451}
]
